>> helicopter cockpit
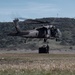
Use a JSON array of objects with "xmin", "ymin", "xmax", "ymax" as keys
[{"xmin": 36, "ymin": 25, "xmax": 59, "ymax": 39}]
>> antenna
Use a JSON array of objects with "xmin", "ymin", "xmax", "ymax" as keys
[{"xmin": 57, "ymin": 13, "xmax": 58, "ymax": 17}]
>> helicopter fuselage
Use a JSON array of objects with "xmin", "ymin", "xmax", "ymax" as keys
[{"xmin": 8, "ymin": 26, "xmax": 61, "ymax": 40}]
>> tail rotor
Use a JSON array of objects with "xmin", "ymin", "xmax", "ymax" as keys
[{"xmin": 13, "ymin": 18, "xmax": 21, "ymax": 33}]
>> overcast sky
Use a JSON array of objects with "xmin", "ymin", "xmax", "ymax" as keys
[{"xmin": 0, "ymin": 0, "xmax": 75, "ymax": 22}]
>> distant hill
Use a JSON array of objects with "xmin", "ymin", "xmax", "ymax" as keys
[{"xmin": 0, "ymin": 17, "xmax": 75, "ymax": 49}]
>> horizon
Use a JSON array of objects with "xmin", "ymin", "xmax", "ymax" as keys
[
  {"xmin": 0, "ymin": 0, "xmax": 75, "ymax": 22},
  {"xmin": 0, "ymin": 17, "xmax": 75, "ymax": 23}
]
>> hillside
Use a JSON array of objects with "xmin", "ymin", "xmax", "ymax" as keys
[{"xmin": 0, "ymin": 17, "xmax": 75, "ymax": 50}]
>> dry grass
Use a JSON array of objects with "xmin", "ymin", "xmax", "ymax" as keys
[{"xmin": 0, "ymin": 53, "xmax": 75, "ymax": 75}]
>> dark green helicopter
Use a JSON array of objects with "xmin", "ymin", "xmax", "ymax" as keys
[{"xmin": 8, "ymin": 18, "xmax": 62, "ymax": 42}]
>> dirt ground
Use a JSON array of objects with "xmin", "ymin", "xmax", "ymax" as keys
[
  {"xmin": 0, "ymin": 53, "xmax": 75, "ymax": 71},
  {"xmin": 0, "ymin": 48, "xmax": 75, "ymax": 54}
]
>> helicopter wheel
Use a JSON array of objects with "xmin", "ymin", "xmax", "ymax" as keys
[{"xmin": 44, "ymin": 38, "xmax": 47, "ymax": 42}]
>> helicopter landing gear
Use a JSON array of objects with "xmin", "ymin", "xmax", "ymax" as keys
[{"xmin": 44, "ymin": 38, "xmax": 47, "ymax": 42}]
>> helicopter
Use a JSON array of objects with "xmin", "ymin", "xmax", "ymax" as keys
[{"xmin": 8, "ymin": 18, "xmax": 62, "ymax": 42}]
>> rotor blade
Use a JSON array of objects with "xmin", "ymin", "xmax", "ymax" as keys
[
  {"xmin": 33, "ymin": 20, "xmax": 49, "ymax": 23},
  {"xmin": 25, "ymin": 19, "xmax": 50, "ymax": 24},
  {"xmin": 18, "ymin": 17, "xmax": 27, "ymax": 20},
  {"xmin": 13, "ymin": 17, "xmax": 50, "ymax": 24}
]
